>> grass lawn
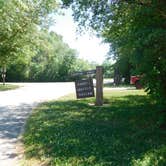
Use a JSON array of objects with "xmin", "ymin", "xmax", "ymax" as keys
[
  {"xmin": 22, "ymin": 89, "xmax": 166, "ymax": 166},
  {"xmin": 0, "ymin": 84, "xmax": 20, "ymax": 91}
]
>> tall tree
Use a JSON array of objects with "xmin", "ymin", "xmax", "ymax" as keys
[
  {"xmin": 6, "ymin": 29, "xmax": 94, "ymax": 82},
  {"xmin": 28, "ymin": 30, "xmax": 92, "ymax": 82},
  {"xmin": 0, "ymin": 0, "xmax": 58, "ymax": 66},
  {"xmin": 62, "ymin": 0, "xmax": 166, "ymax": 103},
  {"xmin": 26, "ymin": 30, "xmax": 76, "ymax": 82}
]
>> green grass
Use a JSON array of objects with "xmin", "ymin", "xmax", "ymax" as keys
[
  {"xmin": 0, "ymin": 84, "xmax": 20, "ymax": 91},
  {"xmin": 22, "ymin": 89, "xmax": 166, "ymax": 166},
  {"xmin": 103, "ymin": 82, "xmax": 135, "ymax": 88}
]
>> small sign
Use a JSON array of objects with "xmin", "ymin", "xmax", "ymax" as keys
[
  {"xmin": 72, "ymin": 69, "xmax": 96, "ymax": 77},
  {"xmin": 75, "ymin": 78, "xmax": 95, "ymax": 99}
]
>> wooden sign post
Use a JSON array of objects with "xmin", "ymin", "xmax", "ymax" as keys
[
  {"xmin": 95, "ymin": 66, "xmax": 103, "ymax": 106},
  {"xmin": 73, "ymin": 66, "xmax": 103, "ymax": 106}
]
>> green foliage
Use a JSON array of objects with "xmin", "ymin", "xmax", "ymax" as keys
[
  {"xmin": 28, "ymin": 30, "xmax": 76, "ymax": 81},
  {"xmin": 131, "ymin": 146, "xmax": 166, "ymax": 166},
  {"xmin": 102, "ymin": 59, "xmax": 114, "ymax": 78},
  {"xmin": 107, "ymin": 1, "xmax": 166, "ymax": 103},
  {"xmin": 74, "ymin": 58, "xmax": 94, "ymax": 72},
  {"xmin": 23, "ymin": 90, "xmax": 166, "ymax": 165},
  {"xmin": 61, "ymin": 0, "xmax": 166, "ymax": 104},
  {"xmin": 0, "ymin": 0, "xmax": 58, "ymax": 65},
  {"xmin": 6, "ymin": 55, "xmax": 30, "ymax": 81},
  {"xmin": 5, "ymin": 29, "xmax": 94, "ymax": 82},
  {"xmin": 114, "ymin": 56, "xmax": 132, "ymax": 84},
  {"xmin": 27, "ymin": 30, "xmax": 93, "ymax": 82}
]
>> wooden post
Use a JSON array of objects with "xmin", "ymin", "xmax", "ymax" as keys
[
  {"xmin": 2, "ymin": 76, "xmax": 5, "ymax": 85},
  {"xmin": 1, "ymin": 65, "xmax": 6, "ymax": 86},
  {"xmin": 95, "ymin": 66, "xmax": 103, "ymax": 106}
]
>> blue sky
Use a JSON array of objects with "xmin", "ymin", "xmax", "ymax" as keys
[{"xmin": 50, "ymin": 9, "xmax": 110, "ymax": 64}]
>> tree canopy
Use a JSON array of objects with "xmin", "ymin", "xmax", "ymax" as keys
[
  {"xmin": 6, "ymin": 30, "xmax": 94, "ymax": 82},
  {"xmin": 0, "ymin": 0, "xmax": 95, "ymax": 82},
  {"xmin": 62, "ymin": 0, "xmax": 166, "ymax": 103},
  {"xmin": 0, "ymin": 0, "xmax": 58, "ymax": 66}
]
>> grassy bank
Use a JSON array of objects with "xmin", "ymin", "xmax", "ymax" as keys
[
  {"xmin": 0, "ymin": 84, "xmax": 20, "ymax": 91},
  {"xmin": 22, "ymin": 89, "xmax": 166, "ymax": 166}
]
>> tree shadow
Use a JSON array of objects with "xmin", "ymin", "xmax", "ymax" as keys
[
  {"xmin": 0, "ymin": 104, "xmax": 36, "ymax": 139},
  {"xmin": 0, "ymin": 103, "xmax": 37, "ymax": 160},
  {"xmin": 23, "ymin": 95, "xmax": 166, "ymax": 165}
]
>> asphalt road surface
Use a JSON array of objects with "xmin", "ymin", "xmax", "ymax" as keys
[{"xmin": 0, "ymin": 83, "xmax": 75, "ymax": 166}]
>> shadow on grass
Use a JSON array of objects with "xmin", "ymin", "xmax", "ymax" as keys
[{"xmin": 23, "ymin": 95, "xmax": 166, "ymax": 165}]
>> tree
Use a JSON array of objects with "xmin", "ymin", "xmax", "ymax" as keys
[
  {"xmin": 62, "ymin": 0, "xmax": 166, "ymax": 103},
  {"xmin": 28, "ymin": 30, "xmax": 93, "ymax": 82},
  {"xmin": 27, "ymin": 30, "xmax": 76, "ymax": 82},
  {"xmin": 6, "ymin": 56, "xmax": 30, "ymax": 82},
  {"xmin": 6, "ymin": 29, "xmax": 95, "ymax": 82},
  {"xmin": 74, "ymin": 58, "xmax": 95, "ymax": 72},
  {"xmin": 0, "ymin": 0, "xmax": 58, "ymax": 68},
  {"xmin": 102, "ymin": 59, "xmax": 114, "ymax": 78}
]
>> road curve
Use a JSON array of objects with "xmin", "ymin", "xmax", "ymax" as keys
[{"xmin": 0, "ymin": 82, "xmax": 75, "ymax": 166}]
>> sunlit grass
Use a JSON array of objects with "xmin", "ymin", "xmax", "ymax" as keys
[
  {"xmin": 22, "ymin": 89, "xmax": 166, "ymax": 166},
  {"xmin": 0, "ymin": 84, "xmax": 20, "ymax": 91}
]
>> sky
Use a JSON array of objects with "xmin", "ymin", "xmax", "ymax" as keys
[{"xmin": 50, "ymin": 9, "xmax": 110, "ymax": 64}]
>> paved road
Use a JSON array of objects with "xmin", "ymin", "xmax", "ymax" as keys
[{"xmin": 0, "ymin": 83, "xmax": 75, "ymax": 166}]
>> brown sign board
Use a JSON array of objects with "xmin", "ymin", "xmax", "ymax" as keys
[
  {"xmin": 75, "ymin": 78, "xmax": 95, "ymax": 99},
  {"xmin": 72, "ymin": 69, "xmax": 96, "ymax": 77}
]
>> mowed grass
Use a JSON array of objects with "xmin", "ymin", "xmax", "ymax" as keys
[
  {"xmin": 22, "ymin": 89, "xmax": 166, "ymax": 166},
  {"xmin": 0, "ymin": 84, "xmax": 20, "ymax": 91}
]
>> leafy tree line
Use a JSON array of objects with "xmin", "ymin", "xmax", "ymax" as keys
[
  {"xmin": 6, "ymin": 30, "xmax": 94, "ymax": 82},
  {"xmin": 62, "ymin": 0, "xmax": 166, "ymax": 103},
  {"xmin": 0, "ymin": 0, "xmax": 94, "ymax": 82},
  {"xmin": 0, "ymin": 0, "xmax": 58, "ymax": 66}
]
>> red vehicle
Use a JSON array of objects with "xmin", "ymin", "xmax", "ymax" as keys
[{"xmin": 130, "ymin": 76, "xmax": 142, "ymax": 89}]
